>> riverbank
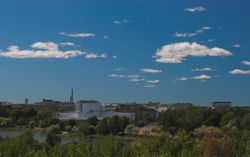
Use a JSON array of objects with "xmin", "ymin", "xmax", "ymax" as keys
[{"xmin": 0, "ymin": 128, "xmax": 76, "ymax": 144}]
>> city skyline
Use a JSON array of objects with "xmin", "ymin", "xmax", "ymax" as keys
[{"xmin": 0, "ymin": 0, "xmax": 250, "ymax": 105}]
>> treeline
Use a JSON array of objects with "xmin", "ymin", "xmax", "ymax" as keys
[
  {"xmin": 0, "ymin": 107, "xmax": 59, "ymax": 128},
  {"xmin": 158, "ymin": 107, "xmax": 250, "ymax": 133}
]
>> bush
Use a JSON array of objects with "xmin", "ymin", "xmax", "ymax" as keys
[
  {"xmin": 78, "ymin": 122, "xmax": 96, "ymax": 136},
  {"xmin": 46, "ymin": 131, "xmax": 61, "ymax": 146},
  {"xmin": 47, "ymin": 124, "xmax": 60, "ymax": 134},
  {"xmin": 17, "ymin": 117, "xmax": 27, "ymax": 126},
  {"xmin": 65, "ymin": 125, "xmax": 72, "ymax": 132},
  {"xmin": 87, "ymin": 116, "xmax": 98, "ymax": 126}
]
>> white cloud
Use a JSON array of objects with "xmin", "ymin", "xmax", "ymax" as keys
[
  {"xmin": 115, "ymin": 68, "xmax": 124, "ymax": 71},
  {"xmin": 208, "ymin": 39, "xmax": 214, "ymax": 42},
  {"xmin": 154, "ymin": 42, "xmax": 232, "ymax": 64},
  {"xmin": 232, "ymin": 44, "xmax": 240, "ymax": 48},
  {"xmin": 191, "ymin": 67, "xmax": 214, "ymax": 72},
  {"xmin": 141, "ymin": 68, "xmax": 162, "ymax": 73},
  {"xmin": 229, "ymin": 69, "xmax": 250, "ymax": 75},
  {"xmin": 85, "ymin": 53, "xmax": 106, "ymax": 59},
  {"xmin": 59, "ymin": 32, "xmax": 95, "ymax": 38},
  {"xmin": 147, "ymin": 80, "xmax": 160, "ymax": 84},
  {"xmin": 144, "ymin": 84, "xmax": 155, "ymax": 88},
  {"xmin": 113, "ymin": 20, "xmax": 130, "ymax": 25},
  {"xmin": 129, "ymin": 78, "xmax": 145, "ymax": 82},
  {"xmin": 196, "ymin": 26, "xmax": 212, "ymax": 33},
  {"xmin": 60, "ymin": 42, "xmax": 74, "ymax": 46},
  {"xmin": 177, "ymin": 74, "xmax": 212, "ymax": 81},
  {"xmin": 174, "ymin": 26, "xmax": 212, "ymax": 38},
  {"xmin": 242, "ymin": 60, "xmax": 250, "ymax": 65},
  {"xmin": 32, "ymin": 42, "xmax": 58, "ymax": 50},
  {"xmin": 192, "ymin": 74, "xmax": 211, "ymax": 79},
  {"xmin": 177, "ymin": 77, "xmax": 189, "ymax": 81},
  {"xmin": 184, "ymin": 6, "xmax": 206, "ymax": 13},
  {"xmin": 113, "ymin": 21, "xmax": 121, "ymax": 24},
  {"xmin": 109, "ymin": 73, "xmax": 146, "ymax": 85},
  {"xmin": 0, "ymin": 42, "xmax": 87, "ymax": 59},
  {"xmin": 109, "ymin": 74, "xmax": 140, "ymax": 79},
  {"xmin": 174, "ymin": 32, "xmax": 197, "ymax": 38}
]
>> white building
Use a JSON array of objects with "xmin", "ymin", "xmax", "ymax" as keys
[
  {"xmin": 75, "ymin": 100, "xmax": 103, "ymax": 113},
  {"xmin": 56, "ymin": 100, "xmax": 135, "ymax": 121}
]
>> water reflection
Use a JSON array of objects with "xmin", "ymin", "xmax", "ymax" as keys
[{"xmin": 0, "ymin": 129, "xmax": 76, "ymax": 144}]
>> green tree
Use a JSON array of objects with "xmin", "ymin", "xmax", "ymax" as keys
[
  {"xmin": 46, "ymin": 131, "xmax": 61, "ymax": 146},
  {"xmin": 220, "ymin": 112, "xmax": 235, "ymax": 127},
  {"xmin": 78, "ymin": 122, "xmax": 96, "ymax": 136},
  {"xmin": 241, "ymin": 113, "xmax": 250, "ymax": 130},
  {"xmin": 87, "ymin": 116, "xmax": 98, "ymax": 126},
  {"xmin": 96, "ymin": 118, "xmax": 110, "ymax": 135}
]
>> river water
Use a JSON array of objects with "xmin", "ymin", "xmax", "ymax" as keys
[{"xmin": 0, "ymin": 129, "xmax": 76, "ymax": 144}]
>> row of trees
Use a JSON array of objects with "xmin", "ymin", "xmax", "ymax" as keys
[
  {"xmin": 158, "ymin": 107, "xmax": 250, "ymax": 133},
  {"xmin": 0, "ymin": 107, "xmax": 60, "ymax": 128}
]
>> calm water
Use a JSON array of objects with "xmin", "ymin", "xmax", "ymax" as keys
[{"xmin": 0, "ymin": 129, "xmax": 76, "ymax": 144}]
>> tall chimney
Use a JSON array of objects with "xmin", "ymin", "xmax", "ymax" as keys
[{"xmin": 70, "ymin": 88, "xmax": 74, "ymax": 103}]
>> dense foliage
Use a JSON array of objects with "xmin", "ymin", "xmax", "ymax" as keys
[
  {"xmin": 1, "ymin": 106, "xmax": 250, "ymax": 156},
  {"xmin": 158, "ymin": 107, "xmax": 250, "ymax": 133},
  {"xmin": 0, "ymin": 129, "xmax": 250, "ymax": 157}
]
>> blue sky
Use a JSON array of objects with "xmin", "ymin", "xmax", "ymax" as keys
[{"xmin": 0, "ymin": 0, "xmax": 250, "ymax": 105}]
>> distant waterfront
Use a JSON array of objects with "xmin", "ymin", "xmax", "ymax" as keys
[{"xmin": 0, "ymin": 129, "xmax": 75, "ymax": 144}]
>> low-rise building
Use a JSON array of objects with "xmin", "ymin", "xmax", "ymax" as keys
[
  {"xmin": 155, "ymin": 104, "xmax": 168, "ymax": 112},
  {"xmin": 212, "ymin": 102, "xmax": 232, "ymax": 109},
  {"xmin": 168, "ymin": 103, "xmax": 193, "ymax": 110},
  {"xmin": 138, "ymin": 123, "xmax": 157, "ymax": 136},
  {"xmin": 26, "ymin": 99, "xmax": 74, "ymax": 111}
]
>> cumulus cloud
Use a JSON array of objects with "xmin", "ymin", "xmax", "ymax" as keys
[
  {"xmin": 59, "ymin": 32, "xmax": 95, "ymax": 38},
  {"xmin": 177, "ymin": 74, "xmax": 212, "ymax": 81},
  {"xmin": 229, "ymin": 69, "xmax": 250, "ymax": 75},
  {"xmin": 0, "ymin": 42, "xmax": 87, "ymax": 59},
  {"xmin": 32, "ymin": 42, "xmax": 58, "ymax": 50},
  {"xmin": 192, "ymin": 74, "xmax": 211, "ymax": 79},
  {"xmin": 154, "ymin": 42, "xmax": 232, "ymax": 64},
  {"xmin": 184, "ymin": 6, "xmax": 206, "ymax": 13},
  {"xmin": 0, "ymin": 42, "xmax": 107, "ymax": 60},
  {"xmin": 242, "ymin": 60, "xmax": 250, "ymax": 65},
  {"xmin": 232, "ymin": 44, "xmax": 240, "ymax": 48},
  {"xmin": 191, "ymin": 67, "xmax": 215, "ymax": 72},
  {"xmin": 141, "ymin": 68, "xmax": 162, "ymax": 73},
  {"xmin": 147, "ymin": 80, "xmax": 160, "ymax": 84},
  {"xmin": 85, "ymin": 53, "xmax": 106, "ymax": 59}
]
